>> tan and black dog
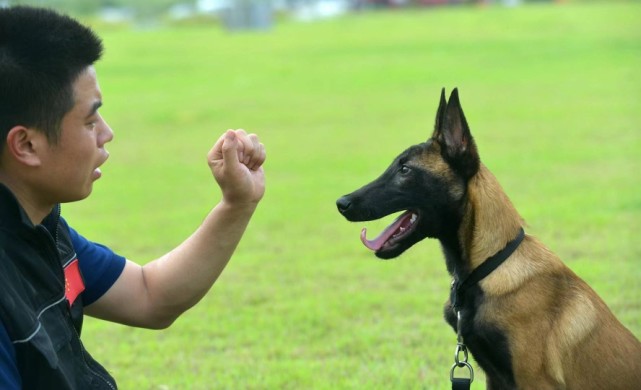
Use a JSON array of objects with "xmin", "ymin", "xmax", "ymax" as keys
[{"xmin": 336, "ymin": 89, "xmax": 641, "ymax": 389}]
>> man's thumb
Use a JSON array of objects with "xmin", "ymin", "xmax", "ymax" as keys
[{"xmin": 222, "ymin": 130, "xmax": 241, "ymax": 168}]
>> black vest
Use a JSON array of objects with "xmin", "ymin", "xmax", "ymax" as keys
[{"xmin": 0, "ymin": 184, "xmax": 117, "ymax": 389}]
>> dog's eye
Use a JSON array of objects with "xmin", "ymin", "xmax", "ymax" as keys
[{"xmin": 399, "ymin": 165, "xmax": 411, "ymax": 175}]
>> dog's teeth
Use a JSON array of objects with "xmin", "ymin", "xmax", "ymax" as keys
[{"xmin": 410, "ymin": 214, "xmax": 417, "ymax": 223}]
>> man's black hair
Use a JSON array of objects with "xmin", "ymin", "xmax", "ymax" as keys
[{"xmin": 0, "ymin": 6, "xmax": 103, "ymax": 155}]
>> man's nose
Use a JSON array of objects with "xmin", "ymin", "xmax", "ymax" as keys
[{"xmin": 98, "ymin": 116, "xmax": 114, "ymax": 146}]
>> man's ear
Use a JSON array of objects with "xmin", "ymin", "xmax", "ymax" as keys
[
  {"xmin": 5, "ymin": 126, "xmax": 45, "ymax": 167},
  {"xmin": 436, "ymin": 88, "xmax": 480, "ymax": 179}
]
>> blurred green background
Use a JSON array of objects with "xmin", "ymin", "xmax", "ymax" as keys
[{"xmin": 9, "ymin": 0, "xmax": 641, "ymax": 388}]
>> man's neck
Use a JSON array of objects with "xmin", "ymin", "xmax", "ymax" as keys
[{"xmin": 0, "ymin": 175, "xmax": 54, "ymax": 225}]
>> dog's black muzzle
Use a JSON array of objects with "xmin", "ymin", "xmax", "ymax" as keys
[
  {"xmin": 336, "ymin": 195, "xmax": 352, "ymax": 215},
  {"xmin": 336, "ymin": 181, "xmax": 401, "ymax": 222},
  {"xmin": 336, "ymin": 190, "xmax": 383, "ymax": 222}
]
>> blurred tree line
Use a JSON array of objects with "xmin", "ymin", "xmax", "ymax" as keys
[
  {"xmin": 5, "ymin": 0, "xmax": 180, "ymax": 16},
  {"xmin": 2, "ymin": 0, "xmax": 601, "ymax": 22}
]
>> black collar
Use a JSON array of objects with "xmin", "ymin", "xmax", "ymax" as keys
[{"xmin": 450, "ymin": 228, "xmax": 525, "ymax": 312}]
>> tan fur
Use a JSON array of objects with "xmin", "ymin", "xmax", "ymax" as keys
[
  {"xmin": 459, "ymin": 162, "xmax": 641, "ymax": 389},
  {"xmin": 420, "ymin": 142, "xmax": 466, "ymax": 200}
]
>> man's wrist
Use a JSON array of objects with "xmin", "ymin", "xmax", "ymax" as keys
[{"xmin": 218, "ymin": 198, "xmax": 260, "ymax": 214}]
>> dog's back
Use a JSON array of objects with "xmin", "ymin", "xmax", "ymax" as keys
[
  {"xmin": 472, "ymin": 186, "xmax": 641, "ymax": 388},
  {"xmin": 447, "ymin": 162, "xmax": 641, "ymax": 388}
]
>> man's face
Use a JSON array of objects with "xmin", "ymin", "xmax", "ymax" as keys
[{"xmin": 38, "ymin": 66, "xmax": 113, "ymax": 204}]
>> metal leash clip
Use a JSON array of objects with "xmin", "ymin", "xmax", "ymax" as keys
[
  {"xmin": 450, "ymin": 311, "xmax": 474, "ymax": 389},
  {"xmin": 450, "ymin": 343, "xmax": 474, "ymax": 382}
]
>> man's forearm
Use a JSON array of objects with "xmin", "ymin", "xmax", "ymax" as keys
[{"xmin": 142, "ymin": 200, "xmax": 258, "ymax": 325}]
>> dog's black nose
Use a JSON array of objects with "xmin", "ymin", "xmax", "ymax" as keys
[{"xmin": 336, "ymin": 196, "xmax": 352, "ymax": 214}]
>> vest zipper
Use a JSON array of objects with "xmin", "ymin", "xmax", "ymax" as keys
[
  {"xmin": 70, "ymin": 323, "xmax": 117, "ymax": 390},
  {"xmin": 36, "ymin": 224, "xmax": 66, "ymax": 287}
]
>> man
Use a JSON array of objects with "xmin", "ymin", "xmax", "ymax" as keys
[{"xmin": 0, "ymin": 6, "xmax": 266, "ymax": 389}]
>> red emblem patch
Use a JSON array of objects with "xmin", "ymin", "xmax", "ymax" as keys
[{"xmin": 64, "ymin": 258, "xmax": 85, "ymax": 306}]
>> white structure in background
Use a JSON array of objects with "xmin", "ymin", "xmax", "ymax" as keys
[
  {"xmin": 197, "ymin": 0, "xmax": 232, "ymax": 13},
  {"xmin": 197, "ymin": 0, "xmax": 350, "ymax": 24},
  {"xmin": 292, "ymin": 0, "xmax": 350, "ymax": 22},
  {"xmin": 99, "ymin": 7, "xmax": 135, "ymax": 23}
]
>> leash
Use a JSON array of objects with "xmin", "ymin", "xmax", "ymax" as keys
[{"xmin": 448, "ymin": 228, "xmax": 526, "ymax": 390}]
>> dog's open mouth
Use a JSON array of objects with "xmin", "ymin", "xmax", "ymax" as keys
[{"xmin": 360, "ymin": 210, "xmax": 420, "ymax": 252}]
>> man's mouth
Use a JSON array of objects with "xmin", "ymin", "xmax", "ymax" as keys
[
  {"xmin": 360, "ymin": 210, "xmax": 420, "ymax": 252},
  {"xmin": 93, "ymin": 153, "xmax": 109, "ymax": 180}
]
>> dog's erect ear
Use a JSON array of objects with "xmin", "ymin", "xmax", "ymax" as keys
[
  {"xmin": 436, "ymin": 88, "xmax": 480, "ymax": 178},
  {"xmin": 432, "ymin": 88, "xmax": 447, "ymax": 140}
]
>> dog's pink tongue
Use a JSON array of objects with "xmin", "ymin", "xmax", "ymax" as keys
[
  {"xmin": 360, "ymin": 212, "xmax": 411, "ymax": 251},
  {"xmin": 361, "ymin": 228, "xmax": 386, "ymax": 251}
]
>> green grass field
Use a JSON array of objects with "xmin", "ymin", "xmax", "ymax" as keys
[{"xmin": 62, "ymin": 2, "xmax": 641, "ymax": 388}]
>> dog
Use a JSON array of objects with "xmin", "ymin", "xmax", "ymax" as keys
[{"xmin": 336, "ymin": 89, "xmax": 641, "ymax": 389}]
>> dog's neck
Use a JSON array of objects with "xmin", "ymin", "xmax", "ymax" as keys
[{"xmin": 441, "ymin": 164, "xmax": 524, "ymax": 280}]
